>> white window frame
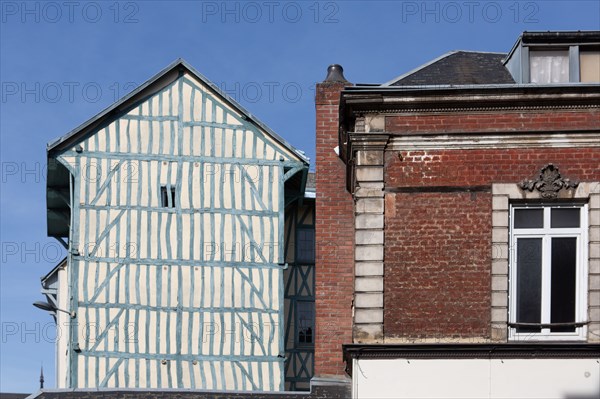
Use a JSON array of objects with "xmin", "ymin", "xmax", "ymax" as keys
[{"xmin": 509, "ymin": 203, "xmax": 588, "ymax": 341}]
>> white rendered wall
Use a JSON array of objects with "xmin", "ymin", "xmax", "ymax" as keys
[
  {"xmin": 354, "ymin": 358, "xmax": 600, "ymax": 398},
  {"xmin": 56, "ymin": 265, "xmax": 69, "ymax": 388}
]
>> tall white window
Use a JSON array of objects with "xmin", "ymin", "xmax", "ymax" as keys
[{"xmin": 509, "ymin": 204, "xmax": 588, "ymax": 340}]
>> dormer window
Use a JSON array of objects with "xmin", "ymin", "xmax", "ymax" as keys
[
  {"xmin": 504, "ymin": 32, "xmax": 600, "ymax": 84},
  {"xmin": 529, "ymin": 50, "xmax": 569, "ymax": 84}
]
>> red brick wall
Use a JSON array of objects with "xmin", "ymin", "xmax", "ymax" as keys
[
  {"xmin": 385, "ymin": 192, "xmax": 492, "ymax": 339},
  {"xmin": 385, "ymin": 109, "xmax": 599, "ymax": 133},
  {"xmin": 386, "ymin": 148, "xmax": 600, "ymax": 187},
  {"xmin": 314, "ymin": 82, "xmax": 354, "ymax": 377},
  {"xmin": 383, "ymin": 108, "xmax": 600, "ymax": 340}
]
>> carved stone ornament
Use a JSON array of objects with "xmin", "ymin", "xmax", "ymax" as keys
[{"xmin": 519, "ymin": 164, "xmax": 579, "ymax": 199}]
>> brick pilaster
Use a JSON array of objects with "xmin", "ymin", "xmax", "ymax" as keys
[{"xmin": 314, "ymin": 80, "xmax": 354, "ymax": 378}]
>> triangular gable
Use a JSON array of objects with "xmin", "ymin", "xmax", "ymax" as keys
[
  {"xmin": 47, "ymin": 59, "xmax": 309, "ymax": 165},
  {"xmin": 46, "ymin": 59, "xmax": 309, "ymax": 238}
]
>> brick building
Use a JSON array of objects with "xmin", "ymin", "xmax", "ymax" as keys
[{"xmin": 315, "ymin": 31, "xmax": 600, "ymax": 398}]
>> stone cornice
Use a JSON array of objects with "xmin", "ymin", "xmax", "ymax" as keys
[
  {"xmin": 342, "ymin": 86, "xmax": 600, "ymax": 115},
  {"xmin": 347, "ymin": 133, "xmax": 390, "ymax": 152},
  {"xmin": 384, "ymin": 130, "xmax": 600, "ymax": 151},
  {"xmin": 351, "ymin": 103, "xmax": 600, "ymax": 115}
]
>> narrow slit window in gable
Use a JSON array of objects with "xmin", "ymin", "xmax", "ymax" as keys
[{"xmin": 161, "ymin": 186, "xmax": 176, "ymax": 208}]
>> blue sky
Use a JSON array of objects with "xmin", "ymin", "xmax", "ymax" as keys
[{"xmin": 1, "ymin": 0, "xmax": 599, "ymax": 393}]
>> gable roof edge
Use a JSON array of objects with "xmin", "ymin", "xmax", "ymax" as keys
[{"xmin": 41, "ymin": 256, "xmax": 67, "ymax": 286}]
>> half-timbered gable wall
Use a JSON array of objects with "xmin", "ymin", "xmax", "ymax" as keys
[{"xmin": 52, "ymin": 70, "xmax": 307, "ymax": 390}]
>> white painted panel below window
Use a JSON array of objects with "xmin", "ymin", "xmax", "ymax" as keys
[{"xmin": 354, "ymin": 358, "xmax": 600, "ymax": 399}]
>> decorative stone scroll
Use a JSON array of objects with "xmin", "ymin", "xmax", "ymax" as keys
[{"xmin": 519, "ymin": 164, "xmax": 579, "ymax": 199}]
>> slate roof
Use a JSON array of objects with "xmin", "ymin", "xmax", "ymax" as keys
[
  {"xmin": 303, "ymin": 171, "xmax": 315, "ymax": 199},
  {"xmin": 385, "ymin": 51, "xmax": 515, "ymax": 86},
  {"xmin": 306, "ymin": 172, "xmax": 315, "ymax": 192}
]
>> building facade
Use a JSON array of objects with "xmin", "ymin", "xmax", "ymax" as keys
[
  {"xmin": 41, "ymin": 60, "xmax": 315, "ymax": 391},
  {"xmin": 315, "ymin": 31, "xmax": 600, "ymax": 398}
]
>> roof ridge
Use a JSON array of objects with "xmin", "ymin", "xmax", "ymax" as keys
[{"xmin": 451, "ymin": 50, "xmax": 507, "ymax": 55}]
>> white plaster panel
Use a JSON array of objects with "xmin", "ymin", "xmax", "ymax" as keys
[{"xmin": 354, "ymin": 358, "xmax": 600, "ymax": 399}]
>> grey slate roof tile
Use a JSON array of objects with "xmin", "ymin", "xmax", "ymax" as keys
[{"xmin": 389, "ymin": 51, "xmax": 515, "ymax": 86}]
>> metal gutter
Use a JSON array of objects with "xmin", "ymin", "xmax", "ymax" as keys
[
  {"xmin": 521, "ymin": 30, "xmax": 600, "ymax": 44},
  {"xmin": 344, "ymin": 83, "xmax": 600, "ymax": 92}
]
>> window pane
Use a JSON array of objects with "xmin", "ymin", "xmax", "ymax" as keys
[
  {"xmin": 551, "ymin": 208, "xmax": 580, "ymax": 228},
  {"xmin": 530, "ymin": 50, "xmax": 569, "ymax": 83},
  {"xmin": 514, "ymin": 209, "xmax": 544, "ymax": 229},
  {"xmin": 551, "ymin": 238, "xmax": 577, "ymax": 332},
  {"xmin": 516, "ymin": 238, "xmax": 542, "ymax": 332},
  {"xmin": 161, "ymin": 186, "xmax": 169, "ymax": 207},
  {"xmin": 580, "ymin": 50, "xmax": 600, "ymax": 83},
  {"xmin": 161, "ymin": 186, "xmax": 176, "ymax": 208},
  {"xmin": 296, "ymin": 301, "xmax": 314, "ymax": 345},
  {"xmin": 296, "ymin": 229, "xmax": 315, "ymax": 263}
]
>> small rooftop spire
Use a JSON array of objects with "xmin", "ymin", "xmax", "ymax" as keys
[
  {"xmin": 40, "ymin": 365, "xmax": 44, "ymax": 389},
  {"xmin": 323, "ymin": 64, "xmax": 348, "ymax": 83}
]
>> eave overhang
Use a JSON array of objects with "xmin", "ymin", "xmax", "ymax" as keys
[
  {"xmin": 41, "ymin": 256, "xmax": 67, "ymax": 287},
  {"xmin": 46, "ymin": 158, "xmax": 71, "ymax": 238},
  {"xmin": 343, "ymin": 343, "xmax": 600, "ymax": 376}
]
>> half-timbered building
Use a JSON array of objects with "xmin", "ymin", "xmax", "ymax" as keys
[{"xmin": 41, "ymin": 60, "xmax": 315, "ymax": 391}]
